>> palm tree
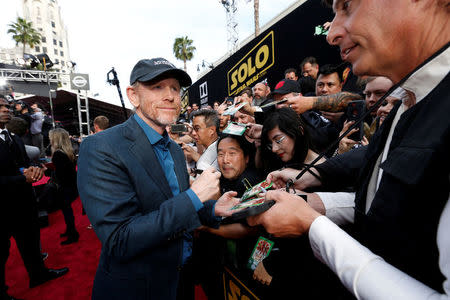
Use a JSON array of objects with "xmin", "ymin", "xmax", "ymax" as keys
[
  {"xmin": 173, "ymin": 36, "xmax": 196, "ymax": 72},
  {"xmin": 254, "ymin": 0, "xmax": 260, "ymax": 36},
  {"xmin": 7, "ymin": 17, "xmax": 41, "ymax": 56}
]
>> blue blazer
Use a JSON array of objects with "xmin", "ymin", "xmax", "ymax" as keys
[{"xmin": 77, "ymin": 116, "xmax": 217, "ymax": 300}]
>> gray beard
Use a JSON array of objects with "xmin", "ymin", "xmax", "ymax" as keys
[{"xmin": 252, "ymin": 97, "xmax": 266, "ymax": 106}]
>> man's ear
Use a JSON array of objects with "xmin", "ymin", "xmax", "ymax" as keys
[
  {"xmin": 209, "ymin": 126, "xmax": 217, "ymax": 138},
  {"xmin": 245, "ymin": 155, "xmax": 249, "ymax": 164},
  {"xmin": 126, "ymin": 86, "xmax": 139, "ymax": 109}
]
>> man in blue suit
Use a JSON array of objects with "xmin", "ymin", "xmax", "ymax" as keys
[{"xmin": 77, "ymin": 58, "xmax": 239, "ymax": 300}]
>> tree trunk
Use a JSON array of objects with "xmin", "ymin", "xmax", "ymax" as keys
[
  {"xmin": 184, "ymin": 59, "xmax": 187, "ymax": 72},
  {"xmin": 254, "ymin": 0, "xmax": 260, "ymax": 37}
]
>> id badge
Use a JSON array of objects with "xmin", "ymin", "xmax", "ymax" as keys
[{"xmin": 247, "ymin": 236, "xmax": 274, "ymax": 270}]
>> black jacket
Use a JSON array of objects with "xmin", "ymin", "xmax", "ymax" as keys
[
  {"xmin": 0, "ymin": 132, "xmax": 33, "ymax": 207},
  {"xmin": 316, "ymin": 72, "xmax": 449, "ymax": 292},
  {"xmin": 353, "ymin": 72, "xmax": 449, "ymax": 291}
]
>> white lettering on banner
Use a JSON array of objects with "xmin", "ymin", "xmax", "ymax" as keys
[
  {"xmin": 199, "ymin": 81, "xmax": 209, "ymax": 107},
  {"xmin": 199, "ymin": 82, "xmax": 208, "ymax": 98}
]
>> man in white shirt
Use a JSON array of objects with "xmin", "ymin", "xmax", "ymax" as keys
[
  {"xmin": 249, "ymin": 0, "xmax": 450, "ymax": 298},
  {"xmin": 182, "ymin": 109, "xmax": 219, "ymax": 171}
]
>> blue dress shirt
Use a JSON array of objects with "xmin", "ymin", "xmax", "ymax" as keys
[{"xmin": 134, "ymin": 114, "xmax": 202, "ymax": 264}]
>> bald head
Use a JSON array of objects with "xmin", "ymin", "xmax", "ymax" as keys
[{"xmin": 253, "ymin": 83, "xmax": 269, "ymax": 102}]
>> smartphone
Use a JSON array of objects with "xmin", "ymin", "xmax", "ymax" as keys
[
  {"xmin": 345, "ymin": 100, "xmax": 366, "ymax": 141},
  {"xmin": 170, "ymin": 124, "xmax": 188, "ymax": 133}
]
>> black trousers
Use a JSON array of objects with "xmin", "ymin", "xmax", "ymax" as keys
[
  {"xmin": 0, "ymin": 199, "xmax": 45, "ymax": 296},
  {"xmin": 59, "ymin": 187, "xmax": 77, "ymax": 234}
]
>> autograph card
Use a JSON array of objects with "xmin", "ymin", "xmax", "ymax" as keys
[
  {"xmin": 222, "ymin": 122, "xmax": 247, "ymax": 136},
  {"xmin": 230, "ymin": 197, "xmax": 265, "ymax": 211},
  {"xmin": 240, "ymin": 180, "xmax": 273, "ymax": 202},
  {"xmin": 223, "ymin": 102, "xmax": 246, "ymax": 116}
]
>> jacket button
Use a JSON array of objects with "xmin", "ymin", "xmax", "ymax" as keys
[{"xmin": 177, "ymin": 266, "xmax": 182, "ymax": 271}]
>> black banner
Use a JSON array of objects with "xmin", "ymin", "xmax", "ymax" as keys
[
  {"xmin": 185, "ymin": 0, "xmax": 341, "ymax": 108},
  {"xmin": 223, "ymin": 267, "xmax": 260, "ymax": 300}
]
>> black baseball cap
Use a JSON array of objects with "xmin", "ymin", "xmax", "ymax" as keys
[
  {"xmin": 129, "ymin": 58, "xmax": 192, "ymax": 87},
  {"xmin": 271, "ymin": 79, "xmax": 301, "ymax": 95}
]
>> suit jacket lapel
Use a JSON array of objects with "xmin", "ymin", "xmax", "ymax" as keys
[{"xmin": 124, "ymin": 117, "xmax": 173, "ymax": 199}]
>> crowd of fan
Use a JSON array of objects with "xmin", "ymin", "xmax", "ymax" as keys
[
  {"xmin": 162, "ymin": 56, "xmax": 403, "ymax": 298},
  {"xmin": 8, "ymin": 101, "xmax": 53, "ymax": 162}
]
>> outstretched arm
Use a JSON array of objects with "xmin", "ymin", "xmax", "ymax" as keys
[{"xmin": 286, "ymin": 92, "xmax": 361, "ymax": 114}]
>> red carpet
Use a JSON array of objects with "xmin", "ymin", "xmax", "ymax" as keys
[
  {"xmin": 5, "ymin": 198, "xmax": 101, "ymax": 300},
  {"xmin": 5, "ymin": 197, "xmax": 208, "ymax": 300}
]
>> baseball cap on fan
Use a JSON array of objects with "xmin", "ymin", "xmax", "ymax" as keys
[
  {"xmin": 129, "ymin": 58, "xmax": 192, "ymax": 87},
  {"xmin": 270, "ymin": 79, "xmax": 301, "ymax": 96}
]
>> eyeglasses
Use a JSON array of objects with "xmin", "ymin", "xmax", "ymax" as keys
[{"xmin": 266, "ymin": 135, "xmax": 286, "ymax": 151}]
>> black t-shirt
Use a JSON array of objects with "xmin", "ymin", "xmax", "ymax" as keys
[{"xmin": 220, "ymin": 167, "xmax": 263, "ymax": 197}]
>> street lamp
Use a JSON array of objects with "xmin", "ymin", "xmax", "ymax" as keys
[{"xmin": 197, "ymin": 60, "xmax": 214, "ymax": 72}]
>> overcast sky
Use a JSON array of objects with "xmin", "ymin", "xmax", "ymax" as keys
[{"xmin": 1, "ymin": 0, "xmax": 300, "ymax": 108}]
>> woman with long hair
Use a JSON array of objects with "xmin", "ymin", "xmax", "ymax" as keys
[
  {"xmin": 254, "ymin": 108, "xmax": 335, "ymax": 297},
  {"xmin": 260, "ymin": 107, "xmax": 325, "ymax": 173},
  {"xmin": 48, "ymin": 128, "xmax": 79, "ymax": 245}
]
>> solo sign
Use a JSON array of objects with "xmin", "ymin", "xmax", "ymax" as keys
[
  {"xmin": 181, "ymin": 90, "xmax": 189, "ymax": 113},
  {"xmin": 223, "ymin": 267, "xmax": 260, "ymax": 300},
  {"xmin": 227, "ymin": 31, "xmax": 275, "ymax": 96}
]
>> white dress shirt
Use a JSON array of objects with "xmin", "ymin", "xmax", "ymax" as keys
[
  {"xmin": 306, "ymin": 45, "xmax": 450, "ymax": 299},
  {"xmin": 309, "ymin": 198, "xmax": 449, "ymax": 299},
  {"xmin": 316, "ymin": 192, "xmax": 355, "ymax": 225},
  {"xmin": 0, "ymin": 128, "xmax": 11, "ymax": 142}
]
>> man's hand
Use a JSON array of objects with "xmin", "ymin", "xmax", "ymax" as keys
[
  {"xmin": 214, "ymin": 191, "xmax": 240, "ymax": 217},
  {"xmin": 191, "ymin": 167, "xmax": 221, "ymax": 202},
  {"xmin": 247, "ymin": 190, "xmax": 321, "ymax": 237},
  {"xmin": 338, "ymin": 120, "xmax": 358, "ymax": 154},
  {"xmin": 266, "ymin": 167, "xmax": 321, "ymax": 190},
  {"xmin": 23, "ymin": 166, "xmax": 44, "ymax": 183},
  {"xmin": 253, "ymin": 261, "xmax": 272, "ymax": 285},
  {"xmin": 285, "ymin": 94, "xmax": 314, "ymax": 114},
  {"xmin": 245, "ymin": 123, "xmax": 262, "ymax": 142},
  {"xmin": 217, "ymin": 99, "xmax": 228, "ymax": 113},
  {"xmin": 238, "ymin": 102, "xmax": 256, "ymax": 116},
  {"xmin": 337, "ymin": 120, "xmax": 369, "ymax": 154},
  {"xmin": 181, "ymin": 143, "xmax": 200, "ymax": 162}
]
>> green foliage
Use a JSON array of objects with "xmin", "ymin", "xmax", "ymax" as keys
[
  {"xmin": 173, "ymin": 36, "xmax": 196, "ymax": 71},
  {"xmin": 7, "ymin": 17, "xmax": 42, "ymax": 55}
]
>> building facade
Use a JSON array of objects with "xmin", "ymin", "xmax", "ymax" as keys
[
  {"xmin": 0, "ymin": 0, "xmax": 72, "ymax": 90},
  {"xmin": 22, "ymin": 0, "xmax": 71, "ymax": 72}
]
